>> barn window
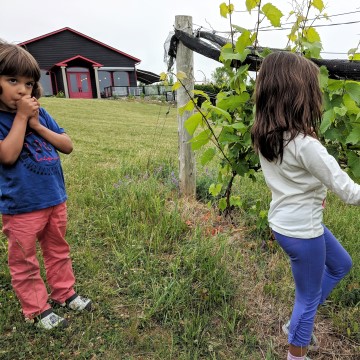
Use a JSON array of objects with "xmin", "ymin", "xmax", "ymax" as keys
[
  {"xmin": 40, "ymin": 70, "xmax": 53, "ymax": 96},
  {"xmin": 67, "ymin": 67, "xmax": 89, "ymax": 72},
  {"xmin": 98, "ymin": 71, "xmax": 112, "ymax": 92},
  {"xmin": 113, "ymin": 72, "xmax": 129, "ymax": 86}
]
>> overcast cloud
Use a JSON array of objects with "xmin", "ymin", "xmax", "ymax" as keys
[{"xmin": 1, "ymin": 0, "xmax": 359, "ymax": 82}]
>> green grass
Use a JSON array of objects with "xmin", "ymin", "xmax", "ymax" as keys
[{"xmin": 0, "ymin": 98, "xmax": 359, "ymax": 359}]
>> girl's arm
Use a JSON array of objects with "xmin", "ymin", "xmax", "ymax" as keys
[
  {"xmin": 299, "ymin": 138, "xmax": 360, "ymax": 205},
  {"xmin": 28, "ymin": 114, "xmax": 73, "ymax": 154},
  {"xmin": 0, "ymin": 96, "xmax": 39, "ymax": 165}
]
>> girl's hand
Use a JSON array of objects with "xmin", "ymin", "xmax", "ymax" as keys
[
  {"xmin": 16, "ymin": 96, "xmax": 39, "ymax": 119},
  {"xmin": 310, "ymin": 127, "xmax": 319, "ymax": 140}
]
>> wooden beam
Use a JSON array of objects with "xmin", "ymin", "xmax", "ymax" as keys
[{"xmin": 175, "ymin": 16, "xmax": 196, "ymax": 198}]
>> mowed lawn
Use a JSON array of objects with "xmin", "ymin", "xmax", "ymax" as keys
[{"xmin": 0, "ymin": 97, "xmax": 359, "ymax": 360}]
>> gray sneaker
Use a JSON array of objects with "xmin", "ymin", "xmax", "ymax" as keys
[
  {"xmin": 34, "ymin": 309, "xmax": 69, "ymax": 330},
  {"xmin": 59, "ymin": 293, "xmax": 92, "ymax": 311},
  {"xmin": 282, "ymin": 320, "xmax": 319, "ymax": 351}
]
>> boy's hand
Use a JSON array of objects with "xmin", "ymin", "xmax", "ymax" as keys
[
  {"xmin": 28, "ymin": 108, "xmax": 41, "ymax": 130},
  {"xmin": 0, "ymin": 97, "xmax": 40, "ymax": 165},
  {"xmin": 16, "ymin": 96, "xmax": 39, "ymax": 119}
]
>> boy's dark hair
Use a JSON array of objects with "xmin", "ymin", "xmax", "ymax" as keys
[
  {"xmin": 251, "ymin": 51, "xmax": 322, "ymax": 162},
  {"xmin": 0, "ymin": 40, "xmax": 42, "ymax": 99}
]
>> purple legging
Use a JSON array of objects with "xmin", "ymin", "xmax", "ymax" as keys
[{"xmin": 273, "ymin": 225, "xmax": 352, "ymax": 347}]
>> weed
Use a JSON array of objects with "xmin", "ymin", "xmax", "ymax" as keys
[{"xmin": 0, "ymin": 98, "xmax": 358, "ymax": 359}]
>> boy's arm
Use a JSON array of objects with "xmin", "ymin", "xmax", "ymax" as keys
[
  {"xmin": 0, "ymin": 96, "xmax": 39, "ymax": 165},
  {"xmin": 28, "ymin": 115, "xmax": 73, "ymax": 154}
]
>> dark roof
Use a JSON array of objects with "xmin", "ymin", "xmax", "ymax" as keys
[
  {"xmin": 136, "ymin": 69, "xmax": 160, "ymax": 84},
  {"xmin": 19, "ymin": 27, "xmax": 141, "ymax": 63}
]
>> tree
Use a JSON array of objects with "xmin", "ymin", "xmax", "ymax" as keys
[
  {"xmin": 211, "ymin": 66, "xmax": 232, "ymax": 87},
  {"xmin": 166, "ymin": 0, "xmax": 360, "ymax": 220}
]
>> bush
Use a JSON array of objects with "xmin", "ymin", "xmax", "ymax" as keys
[{"xmin": 55, "ymin": 91, "xmax": 65, "ymax": 98}]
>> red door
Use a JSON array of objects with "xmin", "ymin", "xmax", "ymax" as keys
[{"xmin": 67, "ymin": 71, "xmax": 92, "ymax": 98}]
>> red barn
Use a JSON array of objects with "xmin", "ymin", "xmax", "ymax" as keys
[{"xmin": 19, "ymin": 27, "xmax": 159, "ymax": 99}]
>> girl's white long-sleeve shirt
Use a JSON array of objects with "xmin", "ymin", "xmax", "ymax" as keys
[{"xmin": 259, "ymin": 134, "xmax": 360, "ymax": 239}]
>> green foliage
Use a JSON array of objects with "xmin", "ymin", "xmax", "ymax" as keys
[
  {"xmin": 261, "ymin": 3, "xmax": 283, "ymax": 27},
  {"xmin": 55, "ymin": 90, "xmax": 65, "ymax": 98},
  {"xmin": 219, "ymin": 2, "xmax": 234, "ymax": 18},
  {"xmin": 1, "ymin": 98, "xmax": 358, "ymax": 358},
  {"xmin": 174, "ymin": 0, "xmax": 360, "ymax": 217},
  {"xmin": 194, "ymin": 83, "xmax": 221, "ymax": 94},
  {"xmin": 210, "ymin": 67, "xmax": 232, "ymax": 88},
  {"xmin": 0, "ymin": 98, "xmax": 240, "ymax": 359},
  {"xmin": 321, "ymin": 75, "xmax": 360, "ymax": 179}
]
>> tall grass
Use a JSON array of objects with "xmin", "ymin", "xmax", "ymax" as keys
[{"xmin": 0, "ymin": 98, "xmax": 358, "ymax": 359}]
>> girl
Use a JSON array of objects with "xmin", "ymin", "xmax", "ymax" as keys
[
  {"xmin": 251, "ymin": 51, "xmax": 360, "ymax": 360},
  {"xmin": 0, "ymin": 40, "xmax": 91, "ymax": 330}
]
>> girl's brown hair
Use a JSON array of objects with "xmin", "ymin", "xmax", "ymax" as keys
[
  {"xmin": 251, "ymin": 51, "xmax": 323, "ymax": 162},
  {"xmin": 0, "ymin": 40, "xmax": 42, "ymax": 98}
]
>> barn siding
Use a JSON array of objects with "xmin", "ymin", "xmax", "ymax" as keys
[
  {"xmin": 24, "ymin": 30, "xmax": 138, "ymax": 69},
  {"xmin": 22, "ymin": 28, "xmax": 139, "ymax": 96}
]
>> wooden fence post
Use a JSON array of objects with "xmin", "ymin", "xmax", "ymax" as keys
[{"xmin": 175, "ymin": 15, "xmax": 196, "ymax": 198}]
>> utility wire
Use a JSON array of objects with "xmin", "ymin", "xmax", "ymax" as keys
[
  {"xmin": 322, "ymin": 51, "xmax": 352, "ymax": 55},
  {"xmin": 258, "ymin": 10, "xmax": 360, "ymax": 30},
  {"xmin": 233, "ymin": 9, "xmax": 360, "ymax": 19},
  {"xmin": 201, "ymin": 9, "xmax": 360, "ymax": 33},
  {"xmin": 259, "ymin": 20, "xmax": 360, "ymax": 31},
  {"xmin": 204, "ymin": 19, "xmax": 360, "ymax": 34}
]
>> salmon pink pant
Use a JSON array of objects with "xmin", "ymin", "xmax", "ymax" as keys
[{"xmin": 2, "ymin": 202, "xmax": 76, "ymax": 319}]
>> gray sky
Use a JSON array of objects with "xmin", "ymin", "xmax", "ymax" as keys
[{"xmin": 1, "ymin": 0, "xmax": 359, "ymax": 82}]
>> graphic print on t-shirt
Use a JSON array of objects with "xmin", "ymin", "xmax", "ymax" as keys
[{"xmin": 20, "ymin": 130, "xmax": 62, "ymax": 176}]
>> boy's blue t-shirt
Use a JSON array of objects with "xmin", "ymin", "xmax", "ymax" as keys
[{"xmin": 0, "ymin": 108, "xmax": 68, "ymax": 214}]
